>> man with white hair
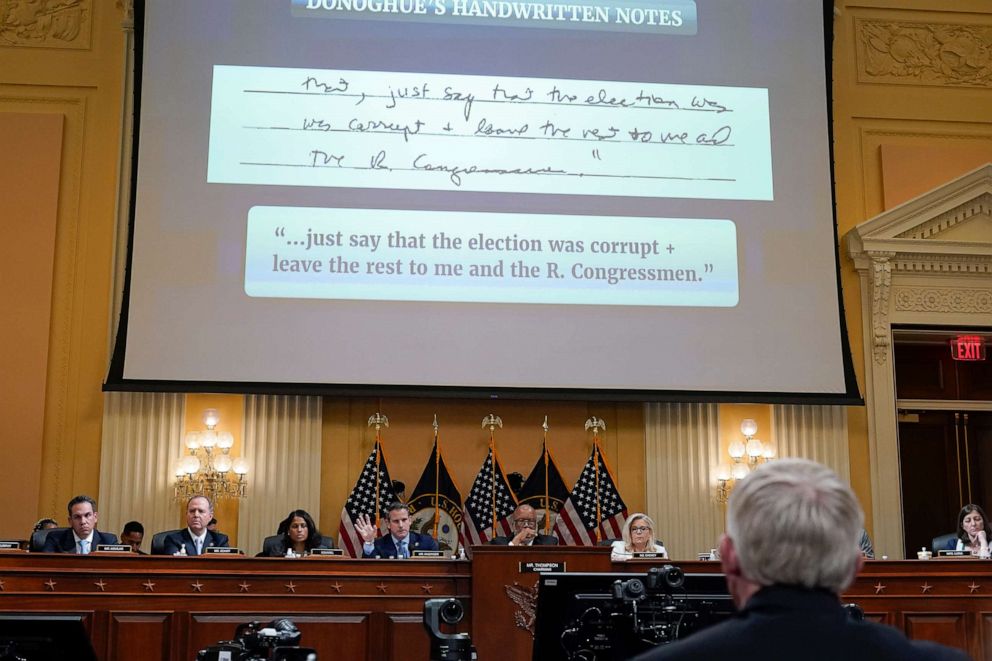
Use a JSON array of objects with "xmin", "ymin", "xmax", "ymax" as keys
[{"xmin": 634, "ymin": 459, "xmax": 968, "ymax": 660}]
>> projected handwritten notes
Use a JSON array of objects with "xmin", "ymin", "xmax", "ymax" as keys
[
  {"xmin": 209, "ymin": 66, "xmax": 772, "ymax": 200},
  {"xmin": 245, "ymin": 207, "xmax": 739, "ymax": 306}
]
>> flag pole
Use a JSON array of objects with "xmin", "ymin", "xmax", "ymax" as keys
[
  {"xmin": 584, "ymin": 416, "xmax": 607, "ymax": 543},
  {"xmin": 593, "ymin": 441, "xmax": 601, "ymax": 543},
  {"xmin": 432, "ymin": 413, "xmax": 440, "ymax": 540},
  {"xmin": 368, "ymin": 412, "xmax": 389, "ymax": 531},
  {"xmin": 542, "ymin": 415, "xmax": 551, "ymax": 536},
  {"xmin": 482, "ymin": 414, "xmax": 503, "ymax": 539}
]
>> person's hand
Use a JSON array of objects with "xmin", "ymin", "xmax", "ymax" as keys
[
  {"xmin": 511, "ymin": 527, "xmax": 536, "ymax": 546},
  {"xmin": 978, "ymin": 530, "xmax": 988, "ymax": 545},
  {"xmin": 355, "ymin": 514, "xmax": 377, "ymax": 543}
]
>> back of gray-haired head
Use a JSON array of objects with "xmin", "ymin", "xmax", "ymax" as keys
[{"xmin": 726, "ymin": 458, "xmax": 863, "ymax": 593}]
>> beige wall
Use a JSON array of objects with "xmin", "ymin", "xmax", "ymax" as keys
[
  {"xmin": 1, "ymin": 0, "xmax": 125, "ymax": 537},
  {"xmin": 0, "ymin": 113, "xmax": 62, "ymax": 537},
  {"xmin": 1, "ymin": 0, "xmax": 989, "ymax": 541}
]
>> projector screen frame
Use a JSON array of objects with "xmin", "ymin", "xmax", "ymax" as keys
[{"xmin": 104, "ymin": 0, "xmax": 862, "ymax": 405}]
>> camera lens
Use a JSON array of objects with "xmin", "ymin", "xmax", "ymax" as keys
[
  {"xmin": 622, "ymin": 578, "xmax": 646, "ymax": 600},
  {"xmin": 439, "ymin": 598, "xmax": 464, "ymax": 624},
  {"xmin": 661, "ymin": 565, "xmax": 684, "ymax": 589}
]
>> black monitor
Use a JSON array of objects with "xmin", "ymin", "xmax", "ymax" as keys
[
  {"xmin": 0, "ymin": 615, "xmax": 97, "ymax": 661},
  {"xmin": 532, "ymin": 567, "xmax": 735, "ymax": 660}
]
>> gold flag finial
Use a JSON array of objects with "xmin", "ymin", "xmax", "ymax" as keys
[{"xmin": 367, "ymin": 412, "xmax": 389, "ymax": 430}]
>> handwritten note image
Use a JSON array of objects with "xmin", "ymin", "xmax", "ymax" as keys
[{"xmin": 209, "ymin": 66, "xmax": 772, "ymax": 200}]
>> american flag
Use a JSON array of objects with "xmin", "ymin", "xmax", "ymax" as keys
[
  {"xmin": 553, "ymin": 442, "xmax": 627, "ymax": 545},
  {"xmin": 462, "ymin": 447, "xmax": 518, "ymax": 545},
  {"xmin": 337, "ymin": 440, "xmax": 399, "ymax": 557}
]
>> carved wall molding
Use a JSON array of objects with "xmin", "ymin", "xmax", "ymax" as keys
[
  {"xmin": 895, "ymin": 193, "xmax": 991, "ymax": 239},
  {"xmin": 856, "ymin": 126, "xmax": 992, "ymax": 229},
  {"xmin": 859, "ymin": 127, "xmax": 992, "ymax": 141},
  {"xmin": 893, "ymin": 286, "xmax": 992, "ymax": 314},
  {"xmin": 116, "ymin": 0, "xmax": 134, "ymax": 27},
  {"xmin": 0, "ymin": 0, "xmax": 92, "ymax": 49},
  {"xmin": 869, "ymin": 252, "xmax": 894, "ymax": 365},
  {"xmin": 856, "ymin": 17, "xmax": 992, "ymax": 88},
  {"xmin": 891, "ymin": 255, "xmax": 992, "ymax": 275}
]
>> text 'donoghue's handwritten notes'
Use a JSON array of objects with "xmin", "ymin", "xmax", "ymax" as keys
[
  {"xmin": 209, "ymin": 66, "xmax": 772, "ymax": 201},
  {"xmin": 245, "ymin": 207, "xmax": 739, "ymax": 307}
]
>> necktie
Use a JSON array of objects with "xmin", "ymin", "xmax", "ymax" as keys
[
  {"xmin": 79, "ymin": 540, "xmax": 88, "ymax": 555},
  {"xmin": 195, "ymin": 538, "xmax": 202, "ymax": 555},
  {"xmin": 399, "ymin": 540, "xmax": 408, "ymax": 559}
]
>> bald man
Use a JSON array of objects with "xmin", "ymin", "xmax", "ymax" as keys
[{"xmin": 489, "ymin": 505, "xmax": 559, "ymax": 546}]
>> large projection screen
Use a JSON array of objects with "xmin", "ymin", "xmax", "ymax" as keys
[{"xmin": 107, "ymin": 0, "xmax": 861, "ymax": 402}]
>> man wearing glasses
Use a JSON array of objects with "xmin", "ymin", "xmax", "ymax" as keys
[{"xmin": 490, "ymin": 504, "xmax": 559, "ymax": 546}]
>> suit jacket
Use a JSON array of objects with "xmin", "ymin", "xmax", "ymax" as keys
[
  {"xmin": 162, "ymin": 529, "xmax": 230, "ymax": 556},
  {"xmin": 262, "ymin": 535, "xmax": 336, "ymax": 557},
  {"xmin": 363, "ymin": 531, "xmax": 438, "ymax": 558},
  {"xmin": 489, "ymin": 534, "xmax": 558, "ymax": 546},
  {"xmin": 41, "ymin": 529, "xmax": 117, "ymax": 553},
  {"xmin": 631, "ymin": 585, "xmax": 970, "ymax": 661}
]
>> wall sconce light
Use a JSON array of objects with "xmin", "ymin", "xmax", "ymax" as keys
[
  {"xmin": 716, "ymin": 419, "xmax": 776, "ymax": 504},
  {"xmin": 173, "ymin": 409, "xmax": 249, "ymax": 501}
]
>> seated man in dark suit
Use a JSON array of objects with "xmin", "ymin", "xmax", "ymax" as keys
[
  {"xmin": 42, "ymin": 495, "xmax": 117, "ymax": 553},
  {"xmin": 357, "ymin": 502, "xmax": 438, "ymax": 558},
  {"xmin": 633, "ymin": 459, "xmax": 968, "ymax": 661},
  {"xmin": 120, "ymin": 520, "xmax": 145, "ymax": 554},
  {"xmin": 162, "ymin": 495, "xmax": 229, "ymax": 555},
  {"xmin": 489, "ymin": 504, "xmax": 558, "ymax": 546}
]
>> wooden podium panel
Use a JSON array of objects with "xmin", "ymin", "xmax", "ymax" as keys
[
  {"xmin": 470, "ymin": 549, "xmax": 986, "ymax": 660},
  {"xmin": 0, "ymin": 554, "xmax": 469, "ymax": 661},
  {"xmin": 0, "ymin": 552, "xmax": 989, "ymax": 659},
  {"xmin": 470, "ymin": 545, "xmax": 611, "ymax": 660},
  {"xmin": 844, "ymin": 559, "xmax": 992, "ymax": 659}
]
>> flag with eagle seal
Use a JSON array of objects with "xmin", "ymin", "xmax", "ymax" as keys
[{"xmin": 408, "ymin": 440, "xmax": 465, "ymax": 554}]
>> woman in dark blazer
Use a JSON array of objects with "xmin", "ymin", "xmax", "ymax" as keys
[
  {"xmin": 263, "ymin": 509, "xmax": 334, "ymax": 556},
  {"xmin": 946, "ymin": 503, "xmax": 992, "ymax": 557}
]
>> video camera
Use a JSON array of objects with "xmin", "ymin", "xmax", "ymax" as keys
[
  {"xmin": 423, "ymin": 598, "xmax": 476, "ymax": 661},
  {"xmin": 0, "ymin": 642, "xmax": 26, "ymax": 661},
  {"xmin": 195, "ymin": 619, "xmax": 317, "ymax": 661},
  {"xmin": 534, "ymin": 566, "xmax": 735, "ymax": 660}
]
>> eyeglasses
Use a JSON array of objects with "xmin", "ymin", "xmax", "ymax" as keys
[
  {"xmin": 630, "ymin": 526, "xmax": 651, "ymax": 533},
  {"xmin": 514, "ymin": 520, "xmax": 537, "ymax": 528}
]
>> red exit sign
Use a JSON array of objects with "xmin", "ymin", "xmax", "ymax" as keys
[{"xmin": 951, "ymin": 335, "xmax": 986, "ymax": 361}]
